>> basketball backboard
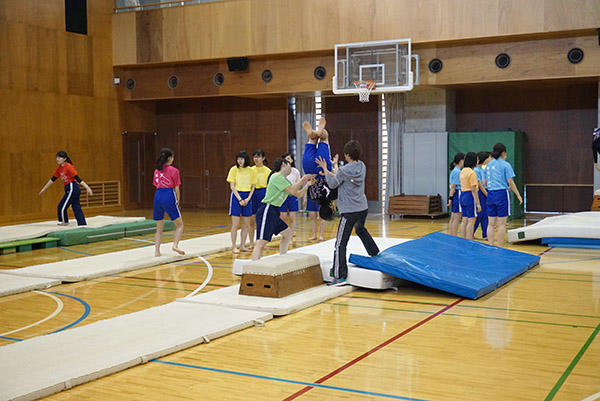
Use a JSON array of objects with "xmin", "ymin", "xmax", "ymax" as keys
[{"xmin": 333, "ymin": 38, "xmax": 418, "ymax": 98}]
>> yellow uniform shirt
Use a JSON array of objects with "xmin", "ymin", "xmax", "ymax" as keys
[
  {"xmin": 251, "ymin": 165, "xmax": 271, "ymax": 189},
  {"xmin": 459, "ymin": 167, "xmax": 478, "ymax": 192},
  {"xmin": 227, "ymin": 166, "xmax": 256, "ymax": 192}
]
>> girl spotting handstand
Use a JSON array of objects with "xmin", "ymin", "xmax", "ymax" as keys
[{"xmin": 252, "ymin": 158, "xmax": 315, "ymax": 261}]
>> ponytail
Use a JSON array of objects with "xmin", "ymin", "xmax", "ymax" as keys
[
  {"xmin": 56, "ymin": 151, "xmax": 73, "ymax": 165},
  {"xmin": 449, "ymin": 152, "xmax": 465, "ymax": 170},
  {"xmin": 156, "ymin": 148, "xmax": 174, "ymax": 170},
  {"xmin": 491, "ymin": 143, "xmax": 507, "ymax": 159}
]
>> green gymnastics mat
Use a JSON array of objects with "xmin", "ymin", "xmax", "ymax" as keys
[{"xmin": 51, "ymin": 220, "xmax": 175, "ymax": 246}]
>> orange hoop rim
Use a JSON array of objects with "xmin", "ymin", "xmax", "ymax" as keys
[{"xmin": 353, "ymin": 80, "xmax": 377, "ymax": 89}]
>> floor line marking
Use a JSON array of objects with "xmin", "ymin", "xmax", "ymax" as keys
[
  {"xmin": 42, "ymin": 291, "xmax": 91, "ymax": 334},
  {"xmin": 0, "ymin": 291, "xmax": 64, "ymax": 336},
  {"xmin": 342, "ymin": 295, "xmax": 600, "ymax": 319},
  {"xmin": 281, "ymin": 298, "xmax": 464, "ymax": 400},
  {"xmin": 152, "ymin": 360, "xmax": 428, "ymax": 401},
  {"xmin": 544, "ymin": 320, "xmax": 600, "ymax": 400},
  {"xmin": 56, "ymin": 246, "xmax": 94, "ymax": 256}
]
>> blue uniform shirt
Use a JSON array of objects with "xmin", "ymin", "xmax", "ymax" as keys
[
  {"xmin": 474, "ymin": 166, "xmax": 485, "ymax": 186},
  {"xmin": 486, "ymin": 158, "xmax": 515, "ymax": 190},
  {"xmin": 450, "ymin": 167, "xmax": 461, "ymax": 190}
]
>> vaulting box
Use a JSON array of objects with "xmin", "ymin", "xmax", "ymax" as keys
[{"xmin": 239, "ymin": 253, "xmax": 322, "ymax": 298}]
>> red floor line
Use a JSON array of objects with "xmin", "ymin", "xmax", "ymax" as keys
[{"xmin": 281, "ymin": 298, "xmax": 464, "ymax": 401}]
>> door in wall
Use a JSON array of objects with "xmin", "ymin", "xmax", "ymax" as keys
[
  {"xmin": 177, "ymin": 131, "xmax": 231, "ymax": 208},
  {"xmin": 122, "ymin": 131, "xmax": 157, "ymax": 208}
]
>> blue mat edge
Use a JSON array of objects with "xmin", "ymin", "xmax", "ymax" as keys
[{"xmin": 349, "ymin": 233, "xmax": 540, "ymax": 300}]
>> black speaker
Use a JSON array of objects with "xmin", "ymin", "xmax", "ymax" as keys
[
  {"xmin": 428, "ymin": 58, "xmax": 443, "ymax": 73},
  {"xmin": 227, "ymin": 57, "xmax": 249, "ymax": 72},
  {"xmin": 495, "ymin": 53, "xmax": 511, "ymax": 69},
  {"xmin": 213, "ymin": 72, "xmax": 225, "ymax": 86},
  {"xmin": 313, "ymin": 66, "xmax": 327, "ymax": 80},
  {"xmin": 168, "ymin": 75, "xmax": 179, "ymax": 89},
  {"xmin": 65, "ymin": 0, "xmax": 87, "ymax": 35},
  {"xmin": 567, "ymin": 48, "xmax": 584, "ymax": 64},
  {"xmin": 261, "ymin": 69, "xmax": 273, "ymax": 83}
]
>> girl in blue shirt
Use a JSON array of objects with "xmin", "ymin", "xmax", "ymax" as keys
[
  {"xmin": 447, "ymin": 153, "xmax": 464, "ymax": 236},
  {"xmin": 485, "ymin": 143, "xmax": 523, "ymax": 247},
  {"xmin": 473, "ymin": 151, "xmax": 491, "ymax": 239}
]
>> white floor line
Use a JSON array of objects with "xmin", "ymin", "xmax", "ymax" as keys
[
  {"xmin": 122, "ymin": 237, "xmax": 155, "ymax": 244},
  {"xmin": 0, "ymin": 291, "xmax": 63, "ymax": 336}
]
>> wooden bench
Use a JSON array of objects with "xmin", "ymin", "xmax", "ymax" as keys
[
  {"xmin": 388, "ymin": 194, "xmax": 447, "ymax": 218},
  {"xmin": 0, "ymin": 237, "xmax": 61, "ymax": 254}
]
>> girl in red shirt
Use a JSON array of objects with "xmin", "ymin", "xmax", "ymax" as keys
[{"xmin": 39, "ymin": 151, "xmax": 93, "ymax": 226}]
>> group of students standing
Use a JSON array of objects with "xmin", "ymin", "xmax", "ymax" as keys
[{"xmin": 448, "ymin": 142, "xmax": 523, "ymax": 247}]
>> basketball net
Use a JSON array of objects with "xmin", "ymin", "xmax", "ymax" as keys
[{"xmin": 353, "ymin": 80, "xmax": 376, "ymax": 102}]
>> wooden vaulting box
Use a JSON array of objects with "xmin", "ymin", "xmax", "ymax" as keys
[{"xmin": 239, "ymin": 253, "xmax": 322, "ymax": 298}]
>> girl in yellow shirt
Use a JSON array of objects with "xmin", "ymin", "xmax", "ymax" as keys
[
  {"xmin": 249, "ymin": 149, "xmax": 271, "ymax": 248},
  {"xmin": 226, "ymin": 150, "xmax": 256, "ymax": 253}
]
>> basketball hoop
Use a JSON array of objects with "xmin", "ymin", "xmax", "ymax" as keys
[{"xmin": 353, "ymin": 80, "xmax": 376, "ymax": 102}]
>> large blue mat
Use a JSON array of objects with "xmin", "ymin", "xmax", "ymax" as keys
[{"xmin": 349, "ymin": 232, "xmax": 540, "ymax": 299}]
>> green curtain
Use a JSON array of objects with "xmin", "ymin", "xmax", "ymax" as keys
[{"xmin": 448, "ymin": 131, "xmax": 524, "ymax": 219}]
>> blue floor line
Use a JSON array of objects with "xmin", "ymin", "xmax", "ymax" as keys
[
  {"xmin": 56, "ymin": 246, "xmax": 94, "ymax": 256},
  {"xmin": 0, "ymin": 335, "xmax": 22, "ymax": 342},
  {"xmin": 151, "ymin": 360, "xmax": 429, "ymax": 401},
  {"xmin": 42, "ymin": 291, "xmax": 91, "ymax": 333}
]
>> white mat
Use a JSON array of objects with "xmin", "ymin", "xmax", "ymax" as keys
[
  {"xmin": 288, "ymin": 237, "xmax": 409, "ymax": 289},
  {"xmin": 0, "ymin": 273, "xmax": 60, "ymax": 297},
  {"xmin": 0, "ymin": 216, "xmax": 146, "ymax": 243},
  {"xmin": 508, "ymin": 212, "xmax": 600, "ymax": 243},
  {"xmin": 178, "ymin": 284, "xmax": 353, "ymax": 316},
  {"xmin": 0, "ymin": 302, "xmax": 272, "ymax": 401},
  {"xmin": 2, "ymin": 232, "xmax": 232, "ymax": 282}
]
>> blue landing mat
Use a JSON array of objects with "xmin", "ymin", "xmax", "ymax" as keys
[
  {"xmin": 349, "ymin": 232, "xmax": 540, "ymax": 299},
  {"xmin": 542, "ymin": 237, "xmax": 600, "ymax": 249}
]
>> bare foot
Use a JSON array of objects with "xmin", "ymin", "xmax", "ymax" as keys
[
  {"xmin": 172, "ymin": 247, "xmax": 185, "ymax": 255},
  {"xmin": 155, "ymin": 252, "xmax": 162, "ymax": 257},
  {"xmin": 317, "ymin": 116, "xmax": 326, "ymax": 132},
  {"xmin": 240, "ymin": 247, "xmax": 251, "ymax": 253},
  {"xmin": 232, "ymin": 248, "xmax": 240, "ymax": 254},
  {"xmin": 308, "ymin": 235, "xmax": 317, "ymax": 241},
  {"xmin": 303, "ymin": 121, "xmax": 318, "ymax": 140},
  {"xmin": 318, "ymin": 128, "xmax": 329, "ymax": 142},
  {"xmin": 318, "ymin": 236, "xmax": 324, "ymax": 241}
]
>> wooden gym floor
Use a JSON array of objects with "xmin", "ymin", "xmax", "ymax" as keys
[{"xmin": 0, "ymin": 210, "xmax": 599, "ymax": 401}]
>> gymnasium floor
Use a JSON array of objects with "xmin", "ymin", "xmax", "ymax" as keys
[{"xmin": 1, "ymin": 210, "xmax": 599, "ymax": 401}]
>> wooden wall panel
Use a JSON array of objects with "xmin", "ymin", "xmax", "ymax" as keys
[
  {"xmin": 116, "ymin": 54, "xmax": 333, "ymax": 100},
  {"xmin": 455, "ymin": 81, "xmax": 597, "ymax": 211},
  {"xmin": 113, "ymin": 0, "xmax": 600, "ymax": 65},
  {"xmin": 115, "ymin": 33, "xmax": 599, "ymax": 101},
  {"xmin": 0, "ymin": 0, "xmax": 122, "ymax": 223},
  {"xmin": 418, "ymin": 35, "xmax": 600, "ymax": 86},
  {"xmin": 144, "ymin": 97, "xmax": 288, "ymax": 209},
  {"xmin": 323, "ymin": 96, "xmax": 380, "ymax": 201}
]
